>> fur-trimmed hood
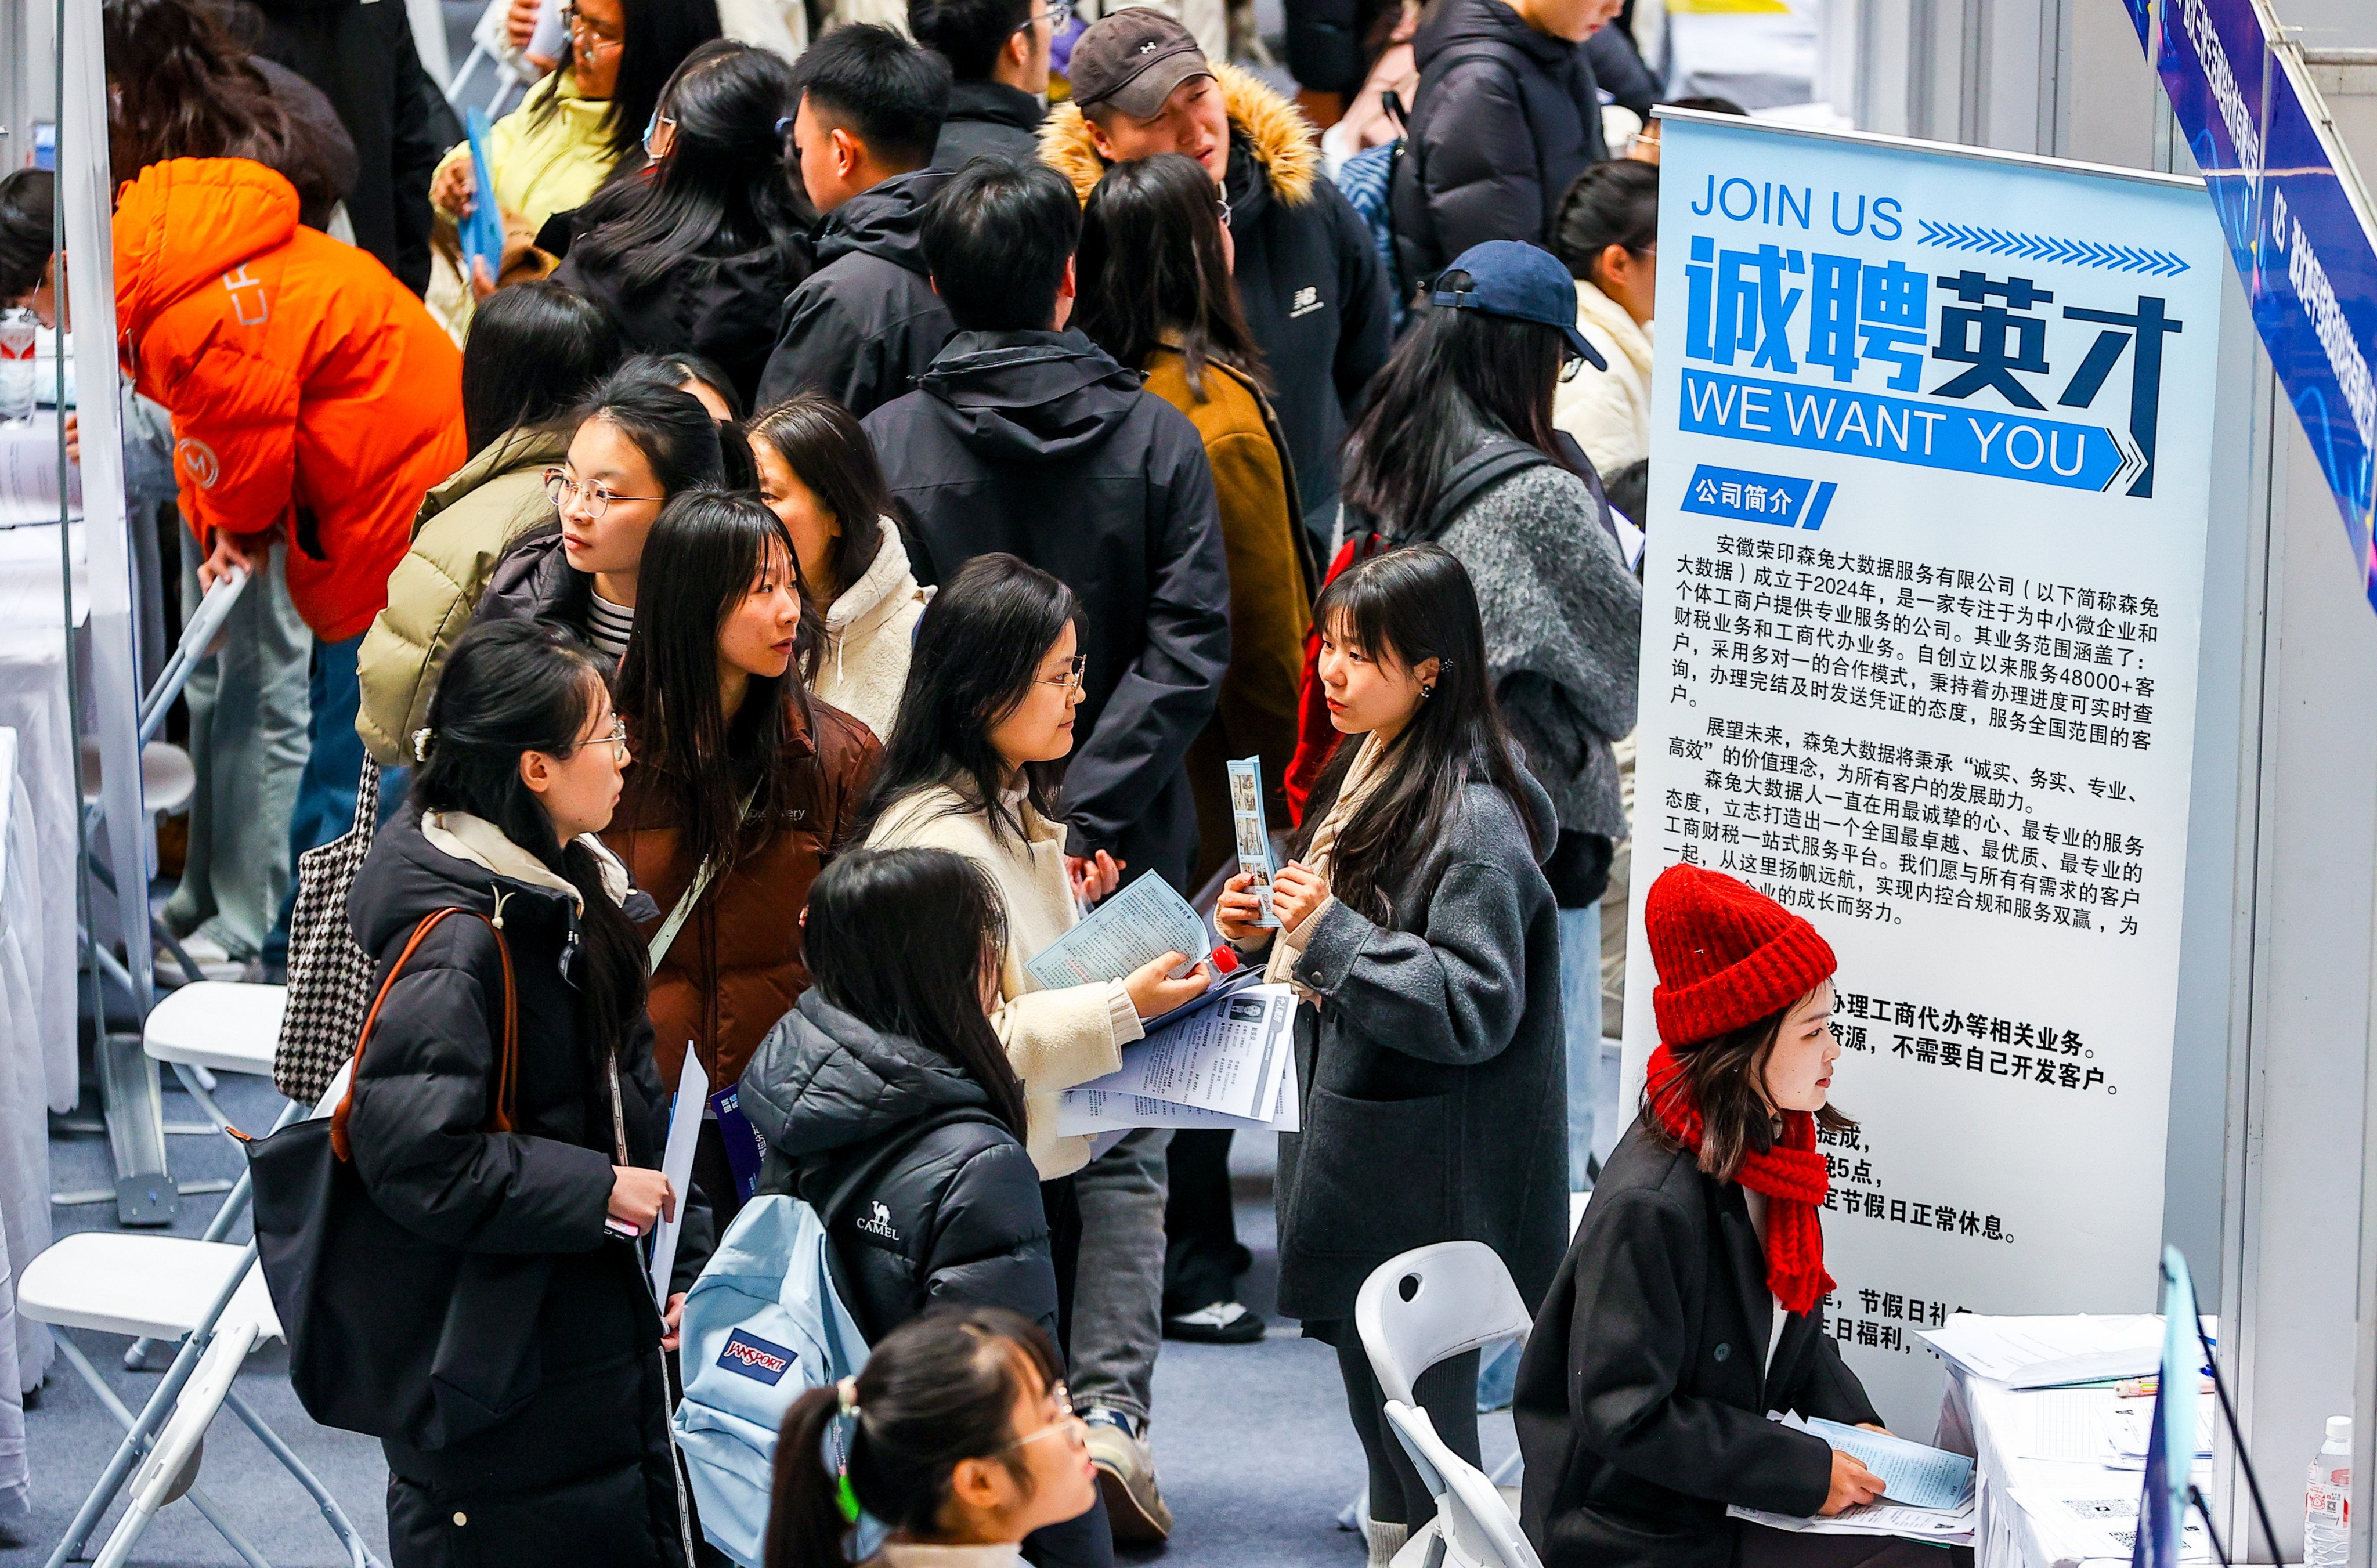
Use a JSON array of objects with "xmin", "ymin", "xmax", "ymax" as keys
[{"xmin": 1039, "ymin": 62, "xmax": 1319, "ymax": 207}]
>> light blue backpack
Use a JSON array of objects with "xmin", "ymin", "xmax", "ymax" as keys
[{"xmin": 671, "ymin": 1195, "xmax": 869, "ymax": 1567}]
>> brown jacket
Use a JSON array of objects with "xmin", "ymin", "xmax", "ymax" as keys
[
  {"xmin": 1139, "ymin": 348, "xmax": 1313, "ymax": 884},
  {"xmin": 602, "ymin": 696, "xmax": 881, "ymax": 1091}
]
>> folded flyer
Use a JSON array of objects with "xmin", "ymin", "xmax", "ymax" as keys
[
  {"xmin": 1025, "ymin": 869, "xmax": 1206, "ymax": 989},
  {"xmin": 1227, "ymin": 755, "xmax": 1280, "ymax": 927}
]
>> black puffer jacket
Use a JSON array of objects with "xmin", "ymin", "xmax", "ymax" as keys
[
  {"xmin": 933, "ymin": 80, "xmax": 1045, "ymax": 169},
  {"xmin": 863, "ymin": 328, "xmax": 1230, "ymax": 890},
  {"xmin": 557, "ymin": 233, "xmax": 811, "ymax": 411},
  {"xmin": 738, "ymin": 989, "xmax": 1056, "ymax": 1345},
  {"xmin": 344, "ymin": 808, "xmax": 710, "ymax": 1568},
  {"xmin": 754, "ymin": 168, "xmax": 956, "ymax": 418},
  {"xmin": 1389, "ymin": 0, "xmax": 1607, "ymax": 281},
  {"xmin": 471, "ymin": 526, "xmax": 593, "ymax": 647}
]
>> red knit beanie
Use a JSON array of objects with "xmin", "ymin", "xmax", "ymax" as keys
[{"xmin": 1646, "ymin": 865, "xmax": 1837, "ymax": 1047}]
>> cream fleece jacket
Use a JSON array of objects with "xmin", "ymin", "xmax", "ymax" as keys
[
  {"xmin": 863, "ymin": 783, "xmax": 1140, "ymax": 1177},
  {"xmin": 813, "ymin": 525, "xmax": 933, "ymax": 742},
  {"xmin": 1552, "ymin": 278, "xmax": 1655, "ymax": 479}
]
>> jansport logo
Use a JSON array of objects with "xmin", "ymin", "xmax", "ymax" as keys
[
  {"xmin": 717, "ymin": 1329, "xmax": 797, "ymax": 1385},
  {"xmin": 855, "ymin": 1200, "xmax": 900, "ymax": 1242}
]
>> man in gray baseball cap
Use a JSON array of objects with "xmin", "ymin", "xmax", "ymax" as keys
[{"xmin": 1066, "ymin": 10, "xmax": 1231, "ymax": 183}]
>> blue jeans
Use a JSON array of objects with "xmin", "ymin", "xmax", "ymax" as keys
[
  {"xmin": 263, "ymin": 630, "xmax": 379, "ymax": 965},
  {"xmin": 1561, "ymin": 905, "xmax": 1607, "ymax": 1192}
]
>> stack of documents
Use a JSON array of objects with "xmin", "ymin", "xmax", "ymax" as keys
[
  {"xmin": 1915, "ymin": 1314, "xmax": 2169, "ymax": 1388},
  {"xmin": 2007, "ymin": 1487, "xmax": 2215, "ymax": 1563},
  {"xmin": 1728, "ymin": 1414, "xmax": 1976, "ymax": 1544},
  {"xmin": 1056, "ymin": 982, "xmax": 1298, "ymax": 1137}
]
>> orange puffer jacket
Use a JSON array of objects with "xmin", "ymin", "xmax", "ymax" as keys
[{"xmin": 114, "ymin": 157, "xmax": 465, "ymax": 642}]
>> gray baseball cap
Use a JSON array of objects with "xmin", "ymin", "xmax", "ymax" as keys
[{"xmin": 1069, "ymin": 9, "xmax": 1212, "ymax": 120}]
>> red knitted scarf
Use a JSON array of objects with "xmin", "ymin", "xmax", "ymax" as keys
[{"xmin": 1645, "ymin": 1042, "xmax": 1836, "ymax": 1316}]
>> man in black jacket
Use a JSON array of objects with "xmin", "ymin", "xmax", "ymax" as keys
[
  {"xmin": 1041, "ymin": 11, "xmax": 1392, "ymax": 545},
  {"xmin": 864, "ymin": 159, "xmax": 1227, "ymax": 1547},
  {"xmin": 754, "ymin": 25, "xmax": 955, "ymax": 418},
  {"xmin": 1389, "ymin": 0, "xmax": 1623, "ymax": 284},
  {"xmin": 913, "ymin": 0, "xmax": 1052, "ymax": 168}
]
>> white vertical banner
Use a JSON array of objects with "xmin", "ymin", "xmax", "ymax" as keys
[{"xmin": 1623, "ymin": 112, "xmax": 2227, "ymax": 1430}]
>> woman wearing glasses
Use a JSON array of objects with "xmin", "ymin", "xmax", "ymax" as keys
[
  {"xmin": 429, "ymin": 0, "xmax": 721, "ymax": 255},
  {"xmin": 471, "ymin": 366, "xmax": 729, "ymax": 662},
  {"xmin": 342, "ymin": 617, "xmax": 711, "ymax": 1568},
  {"xmin": 599, "ymin": 492, "xmax": 880, "ymax": 1229},
  {"xmin": 853, "ymin": 556, "xmax": 1212, "ymax": 1322}
]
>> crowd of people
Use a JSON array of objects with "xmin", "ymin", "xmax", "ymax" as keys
[{"xmin": 4, "ymin": 0, "xmax": 1914, "ymax": 1562}]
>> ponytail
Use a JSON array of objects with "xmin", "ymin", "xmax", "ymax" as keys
[{"xmin": 763, "ymin": 1307, "xmax": 1061, "ymax": 1566}]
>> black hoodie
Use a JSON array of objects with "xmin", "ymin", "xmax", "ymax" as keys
[
  {"xmin": 739, "ymin": 990, "xmax": 1055, "ymax": 1343},
  {"xmin": 862, "ymin": 329, "xmax": 1231, "ymax": 889},
  {"xmin": 557, "ymin": 230, "xmax": 812, "ymax": 411},
  {"xmin": 1389, "ymin": 0, "xmax": 1608, "ymax": 281},
  {"xmin": 754, "ymin": 168, "xmax": 958, "ymax": 418}
]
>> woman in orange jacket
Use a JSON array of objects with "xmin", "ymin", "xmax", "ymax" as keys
[{"xmin": 114, "ymin": 156, "xmax": 464, "ymax": 972}]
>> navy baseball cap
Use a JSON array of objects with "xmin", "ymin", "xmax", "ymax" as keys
[{"xmin": 1432, "ymin": 240, "xmax": 1607, "ymax": 370}]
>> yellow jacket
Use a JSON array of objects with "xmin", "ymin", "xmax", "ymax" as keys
[
  {"xmin": 1139, "ymin": 347, "xmax": 1312, "ymax": 884},
  {"xmin": 435, "ymin": 71, "xmax": 620, "ymax": 233}
]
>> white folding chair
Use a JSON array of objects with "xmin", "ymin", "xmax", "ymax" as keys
[
  {"xmin": 1354, "ymin": 1242, "xmax": 1536, "ymax": 1558},
  {"xmin": 24, "ymin": 1066, "xmax": 380, "ymax": 1568},
  {"xmin": 1384, "ymin": 1401, "xmax": 1547, "ymax": 1568},
  {"xmin": 122, "ymin": 981, "xmax": 291, "ymax": 1367}
]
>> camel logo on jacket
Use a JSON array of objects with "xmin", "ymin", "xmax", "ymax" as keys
[{"xmin": 855, "ymin": 1201, "xmax": 901, "ymax": 1242}]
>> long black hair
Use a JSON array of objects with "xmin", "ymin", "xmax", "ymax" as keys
[
  {"xmin": 768, "ymin": 1307, "xmax": 1062, "ymax": 1567},
  {"xmin": 1076, "ymin": 153, "xmax": 1268, "ymax": 400},
  {"xmin": 1340, "ymin": 273, "xmax": 1580, "ymax": 533},
  {"xmin": 1291, "ymin": 544, "xmax": 1544, "ymax": 922},
  {"xmin": 746, "ymin": 393, "xmax": 893, "ymax": 608},
  {"xmin": 803, "ymin": 848, "xmax": 1027, "ymax": 1137},
  {"xmin": 460, "ymin": 280, "xmax": 624, "ymax": 456},
  {"xmin": 101, "ymin": 0, "xmax": 344, "ymax": 220},
  {"xmin": 569, "ymin": 366, "xmax": 731, "ymax": 493},
  {"xmin": 859, "ymin": 554, "xmax": 1077, "ymax": 849},
  {"xmin": 614, "ymin": 489, "xmax": 819, "ymax": 880},
  {"xmin": 569, "ymin": 39, "xmax": 810, "ymax": 293},
  {"xmin": 526, "ymin": 0, "xmax": 723, "ymax": 168},
  {"xmin": 412, "ymin": 619, "xmax": 648, "ymax": 1068}
]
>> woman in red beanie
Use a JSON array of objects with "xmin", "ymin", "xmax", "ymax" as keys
[{"xmin": 1510, "ymin": 863, "xmax": 1930, "ymax": 1568}]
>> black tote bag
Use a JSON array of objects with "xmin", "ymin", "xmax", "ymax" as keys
[{"xmin": 237, "ymin": 906, "xmax": 548, "ymax": 1450}]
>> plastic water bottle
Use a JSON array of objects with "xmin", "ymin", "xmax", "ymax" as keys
[
  {"xmin": 2305, "ymin": 1415, "xmax": 2351, "ymax": 1568},
  {"xmin": 0, "ymin": 308, "xmax": 35, "ymax": 425}
]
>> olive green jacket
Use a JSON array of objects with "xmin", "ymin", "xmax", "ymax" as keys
[{"xmin": 354, "ymin": 427, "xmax": 567, "ymax": 765}]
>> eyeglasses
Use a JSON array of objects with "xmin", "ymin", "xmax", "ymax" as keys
[
  {"xmin": 563, "ymin": 3, "xmax": 623, "ymax": 53},
  {"xmin": 1002, "ymin": 1383, "xmax": 1088, "ymax": 1454},
  {"xmin": 642, "ymin": 111, "xmax": 677, "ymax": 158},
  {"xmin": 1037, "ymin": 653, "xmax": 1088, "ymax": 691},
  {"xmin": 1215, "ymin": 186, "xmax": 1232, "ymax": 228},
  {"xmin": 1016, "ymin": 0, "xmax": 1070, "ymax": 34},
  {"xmin": 581, "ymin": 717, "xmax": 631, "ymax": 753},
  {"xmin": 545, "ymin": 468, "xmax": 665, "ymax": 521},
  {"xmin": 1560, "ymin": 351, "xmax": 1587, "ymax": 384}
]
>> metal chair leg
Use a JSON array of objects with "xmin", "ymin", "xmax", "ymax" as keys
[
  {"xmin": 42, "ymin": 1244, "xmax": 255, "ymax": 1568},
  {"xmin": 90, "ymin": 1323, "xmax": 259, "ymax": 1568},
  {"xmin": 52, "ymin": 1335, "xmax": 275, "ymax": 1568},
  {"xmin": 224, "ymin": 1387, "xmax": 385, "ymax": 1568},
  {"xmin": 126, "ymin": 1097, "xmax": 298, "ymax": 1369}
]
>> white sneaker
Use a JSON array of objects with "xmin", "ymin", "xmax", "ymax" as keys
[{"xmin": 1082, "ymin": 1407, "xmax": 1172, "ymax": 1542}]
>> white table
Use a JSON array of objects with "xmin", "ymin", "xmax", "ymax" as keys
[
  {"xmin": 0, "ymin": 522, "xmax": 86, "ymax": 1121},
  {"xmin": 1937, "ymin": 1363, "xmax": 2213, "ymax": 1568}
]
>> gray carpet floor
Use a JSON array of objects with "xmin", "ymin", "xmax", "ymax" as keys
[{"xmin": 14, "ymin": 1074, "xmax": 1515, "ymax": 1568}]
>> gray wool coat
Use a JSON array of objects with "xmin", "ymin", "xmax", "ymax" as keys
[
  {"xmin": 1272, "ymin": 760, "xmax": 1570, "ymax": 1326},
  {"xmin": 1439, "ymin": 461, "xmax": 1642, "ymax": 839}
]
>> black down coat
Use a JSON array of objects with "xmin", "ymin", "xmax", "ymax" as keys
[
  {"xmin": 1388, "ymin": 0, "xmax": 1608, "ymax": 283},
  {"xmin": 343, "ymin": 808, "xmax": 713, "ymax": 1568},
  {"xmin": 737, "ymin": 989, "xmax": 1057, "ymax": 1344},
  {"xmin": 864, "ymin": 328, "xmax": 1229, "ymax": 890},
  {"xmin": 556, "ymin": 232, "xmax": 811, "ymax": 412},
  {"xmin": 1271, "ymin": 762, "xmax": 1567, "ymax": 1328},
  {"xmin": 753, "ymin": 168, "xmax": 956, "ymax": 419},
  {"xmin": 1513, "ymin": 1121, "xmax": 1883, "ymax": 1568}
]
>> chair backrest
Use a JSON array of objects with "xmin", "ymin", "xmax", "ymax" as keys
[
  {"xmin": 1355, "ymin": 1241, "xmax": 1532, "ymax": 1407},
  {"xmin": 312, "ymin": 1061, "xmax": 353, "ymax": 1118},
  {"xmin": 1385, "ymin": 1400, "xmax": 1544, "ymax": 1568}
]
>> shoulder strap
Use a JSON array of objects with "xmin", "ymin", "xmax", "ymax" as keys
[
  {"xmin": 646, "ymin": 786, "xmax": 760, "ymax": 974},
  {"xmin": 1403, "ymin": 436, "xmax": 1555, "ymax": 545},
  {"xmin": 330, "ymin": 907, "xmax": 519, "ymax": 1162}
]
